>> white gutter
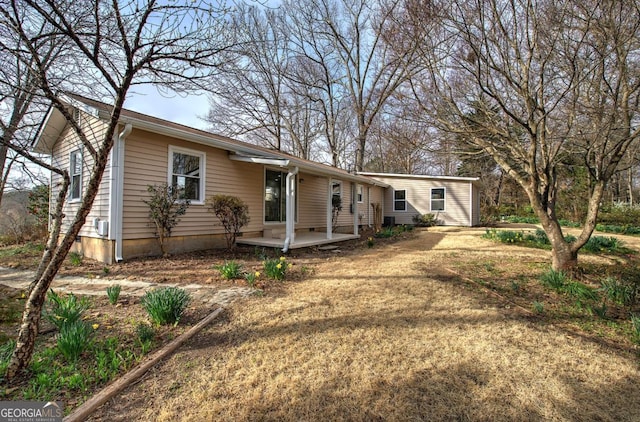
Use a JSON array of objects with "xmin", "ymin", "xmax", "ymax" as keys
[
  {"xmin": 228, "ymin": 154, "xmax": 289, "ymax": 167},
  {"xmin": 282, "ymin": 166, "xmax": 299, "ymax": 253},
  {"xmin": 113, "ymin": 123, "xmax": 132, "ymax": 262}
]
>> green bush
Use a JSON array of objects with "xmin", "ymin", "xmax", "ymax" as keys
[
  {"xmin": 412, "ymin": 214, "xmax": 437, "ymax": 227},
  {"xmin": 141, "ymin": 287, "xmax": 192, "ymax": 325},
  {"xmin": 57, "ymin": 320, "xmax": 93, "ymax": 362},
  {"xmin": 44, "ymin": 290, "xmax": 90, "ymax": 330},
  {"xmin": 106, "ymin": 285, "xmax": 121, "ymax": 305},
  {"xmin": 216, "ymin": 261, "xmax": 242, "ymax": 280}
]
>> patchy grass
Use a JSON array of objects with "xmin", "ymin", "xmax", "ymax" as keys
[{"xmin": 88, "ymin": 228, "xmax": 640, "ymax": 421}]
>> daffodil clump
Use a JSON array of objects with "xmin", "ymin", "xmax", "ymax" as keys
[
  {"xmin": 245, "ymin": 270, "xmax": 261, "ymax": 287},
  {"xmin": 263, "ymin": 256, "xmax": 292, "ymax": 280}
]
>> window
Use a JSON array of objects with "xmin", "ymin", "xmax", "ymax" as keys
[
  {"xmin": 169, "ymin": 146, "xmax": 205, "ymax": 202},
  {"xmin": 69, "ymin": 149, "xmax": 82, "ymax": 201},
  {"xmin": 265, "ymin": 169, "xmax": 297, "ymax": 222},
  {"xmin": 357, "ymin": 185, "xmax": 363, "ymax": 203},
  {"xmin": 431, "ymin": 188, "xmax": 445, "ymax": 211},
  {"xmin": 332, "ymin": 181, "xmax": 342, "ymax": 209},
  {"xmin": 394, "ymin": 189, "xmax": 406, "ymax": 211}
]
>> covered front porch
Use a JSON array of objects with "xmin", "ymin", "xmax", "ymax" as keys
[{"xmin": 237, "ymin": 231, "xmax": 360, "ymax": 250}]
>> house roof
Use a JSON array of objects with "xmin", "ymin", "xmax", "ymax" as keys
[
  {"xmin": 32, "ymin": 94, "xmax": 389, "ymax": 188},
  {"xmin": 358, "ymin": 172, "xmax": 480, "ymax": 185}
]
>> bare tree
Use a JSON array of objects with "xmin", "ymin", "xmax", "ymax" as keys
[
  {"xmin": 206, "ymin": 5, "xmax": 291, "ymax": 151},
  {"xmin": 304, "ymin": 0, "xmax": 424, "ymax": 171},
  {"xmin": 411, "ymin": 0, "xmax": 640, "ymax": 270},
  {"xmin": 1, "ymin": 0, "xmax": 235, "ymax": 381},
  {"xmin": 0, "ymin": 6, "xmax": 64, "ymax": 209}
]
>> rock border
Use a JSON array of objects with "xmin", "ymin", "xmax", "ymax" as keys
[{"xmin": 63, "ymin": 307, "xmax": 224, "ymax": 422}]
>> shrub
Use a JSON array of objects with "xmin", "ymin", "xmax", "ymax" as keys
[
  {"xmin": 141, "ymin": 287, "xmax": 192, "ymax": 325},
  {"xmin": 207, "ymin": 194, "xmax": 250, "ymax": 250},
  {"xmin": 106, "ymin": 285, "xmax": 121, "ymax": 305},
  {"xmin": 216, "ymin": 261, "xmax": 242, "ymax": 280},
  {"xmin": 412, "ymin": 214, "xmax": 437, "ymax": 227},
  {"xmin": 57, "ymin": 320, "xmax": 93, "ymax": 361},
  {"xmin": 540, "ymin": 269, "xmax": 568, "ymax": 291},
  {"xmin": 264, "ymin": 256, "xmax": 290, "ymax": 280},
  {"xmin": 44, "ymin": 290, "xmax": 90, "ymax": 330},
  {"xmin": 143, "ymin": 183, "xmax": 190, "ymax": 256}
]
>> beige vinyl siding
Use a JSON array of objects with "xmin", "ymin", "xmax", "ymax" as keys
[
  {"xmin": 366, "ymin": 186, "xmax": 385, "ymax": 226},
  {"xmin": 50, "ymin": 111, "xmax": 111, "ymax": 238},
  {"xmin": 372, "ymin": 176, "xmax": 474, "ymax": 226},
  {"xmin": 122, "ymin": 130, "xmax": 264, "ymax": 240},
  {"xmin": 297, "ymin": 173, "xmax": 328, "ymax": 229}
]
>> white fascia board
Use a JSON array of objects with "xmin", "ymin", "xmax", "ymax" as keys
[
  {"xmin": 358, "ymin": 172, "xmax": 480, "ymax": 183},
  {"xmin": 228, "ymin": 154, "xmax": 289, "ymax": 167}
]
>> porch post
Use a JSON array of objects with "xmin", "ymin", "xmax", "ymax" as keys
[
  {"xmin": 352, "ymin": 182, "xmax": 358, "ymax": 236},
  {"xmin": 327, "ymin": 178, "xmax": 333, "ymax": 240},
  {"xmin": 282, "ymin": 167, "xmax": 299, "ymax": 253}
]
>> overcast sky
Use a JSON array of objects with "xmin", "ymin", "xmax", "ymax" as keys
[{"xmin": 124, "ymin": 85, "xmax": 211, "ymax": 130}]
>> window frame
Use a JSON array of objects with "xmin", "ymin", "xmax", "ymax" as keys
[
  {"xmin": 332, "ymin": 180, "xmax": 342, "ymax": 207},
  {"xmin": 69, "ymin": 148, "xmax": 82, "ymax": 202},
  {"xmin": 264, "ymin": 168, "xmax": 297, "ymax": 224},
  {"xmin": 168, "ymin": 145, "xmax": 206, "ymax": 204},
  {"xmin": 357, "ymin": 184, "xmax": 363, "ymax": 203},
  {"xmin": 430, "ymin": 187, "xmax": 446, "ymax": 212},
  {"xmin": 393, "ymin": 189, "xmax": 406, "ymax": 212}
]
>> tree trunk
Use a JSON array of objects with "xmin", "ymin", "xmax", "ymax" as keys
[{"xmin": 551, "ymin": 241, "xmax": 578, "ymax": 271}]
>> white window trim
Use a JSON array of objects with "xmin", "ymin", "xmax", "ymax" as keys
[
  {"xmin": 393, "ymin": 189, "xmax": 407, "ymax": 212},
  {"xmin": 69, "ymin": 148, "xmax": 83, "ymax": 202},
  {"xmin": 264, "ymin": 167, "xmax": 298, "ymax": 224},
  {"xmin": 430, "ymin": 187, "xmax": 446, "ymax": 212},
  {"xmin": 168, "ymin": 145, "xmax": 206, "ymax": 205},
  {"xmin": 357, "ymin": 184, "xmax": 363, "ymax": 203}
]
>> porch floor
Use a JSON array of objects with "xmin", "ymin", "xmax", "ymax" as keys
[{"xmin": 237, "ymin": 232, "xmax": 360, "ymax": 249}]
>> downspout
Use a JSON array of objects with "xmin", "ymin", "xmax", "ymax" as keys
[
  {"xmin": 469, "ymin": 183, "xmax": 473, "ymax": 227},
  {"xmin": 114, "ymin": 123, "xmax": 132, "ymax": 262},
  {"xmin": 282, "ymin": 166, "xmax": 299, "ymax": 253}
]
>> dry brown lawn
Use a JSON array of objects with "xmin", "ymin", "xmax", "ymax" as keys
[{"xmin": 90, "ymin": 227, "xmax": 640, "ymax": 421}]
